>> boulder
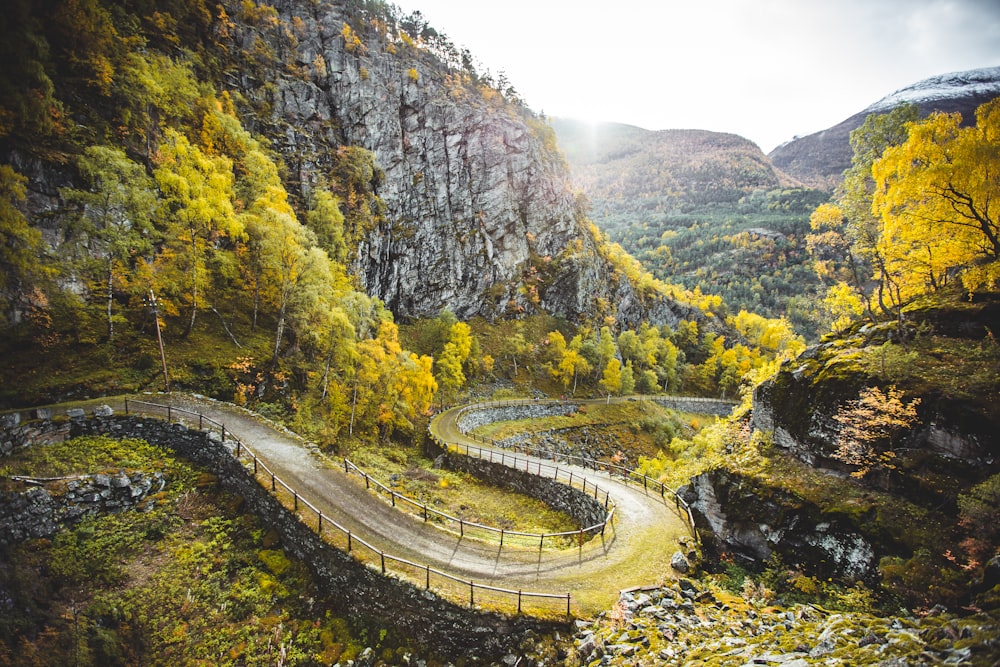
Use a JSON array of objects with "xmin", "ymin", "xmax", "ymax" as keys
[{"xmin": 670, "ymin": 550, "xmax": 691, "ymax": 574}]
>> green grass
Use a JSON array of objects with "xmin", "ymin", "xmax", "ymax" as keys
[
  {"xmin": 0, "ymin": 434, "xmax": 436, "ymax": 665},
  {"xmin": 345, "ymin": 441, "xmax": 579, "ymax": 545}
]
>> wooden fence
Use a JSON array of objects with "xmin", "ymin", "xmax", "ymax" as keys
[
  {"xmin": 446, "ymin": 399, "xmax": 700, "ymax": 544},
  {"xmin": 123, "ymin": 398, "xmax": 573, "ymax": 618}
]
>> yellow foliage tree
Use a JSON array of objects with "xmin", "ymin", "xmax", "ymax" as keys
[
  {"xmin": 833, "ymin": 385, "xmax": 921, "ymax": 489},
  {"xmin": 872, "ymin": 98, "xmax": 1000, "ymax": 299}
]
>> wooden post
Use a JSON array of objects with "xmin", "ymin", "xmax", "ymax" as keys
[
  {"xmin": 470, "ymin": 581, "xmax": 474, "ymax": 607},
  {"xmin": 425, "ymin": 565, "xmax": 430, "ymax": 589},
  {"xmin": 317, "ymin": 512, "xmax": 322, "ymax": 533},
  {"xmin": 124, "ymin": 398, "xmax": 129, "ymax": 415},
  {"xmin": 347, "ymin": 531, "xmax": 352, "ymax": 552},
  {"xmin": 517, "ymin": 590, "xmax": 522, "ymax": 615},
  {"xmin": 271, "ymin": 473, "xmax": 276, "ymax": 491},
  {"xmin": 293, "ymin": 491, "xmax": 298, "ymax": 510},
  {"xmin": 380, "ymin": 552, "xmax": 385, "ymax": 574}
]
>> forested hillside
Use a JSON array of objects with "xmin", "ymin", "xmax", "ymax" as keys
[
  {"xmin": 552, "ymin": 120, "xmax": 831, "ymax": 338},
  {"xmin": 2, "ymin": 0, "xmax": 999, "ymax": 663},
  {"xmin": 0, "ymin": 0, "xmax": 808, "ymax": 438}
]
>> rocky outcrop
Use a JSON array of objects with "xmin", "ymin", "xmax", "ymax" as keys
[
  {"xmin": 228, "ymin": 0, "xmax": 704, "ymax": 326},
  {"xmin": 750, "ymin": 309, "xmax": 999, "ymax": 470},
  {"xmin": 573, "ymin": 582, "xmax": 999, "ymax": 666},
  {"xmin": 679, "ymin": 469, "xmax": 879, "ymax": 583}
]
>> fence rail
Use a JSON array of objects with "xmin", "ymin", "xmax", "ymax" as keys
[
  {"xmin": 446, "ymin": 400, "xmax": 700, "ymax": 544},
  {"xmin": 343, "ymin": 458, "xmax": 614, "ymax": 549},
  {"xmin": 121, "ymin": 398, "xmax": 572, "ymax": 618}
]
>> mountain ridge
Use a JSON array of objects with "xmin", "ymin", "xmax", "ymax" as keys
[{"xmin": 769, "ymin": 66, "xmax": 1000, "ymax": 188}]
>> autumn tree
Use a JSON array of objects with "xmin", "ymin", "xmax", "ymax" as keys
[
  {"xmin": 306, "ymin": 189, "xmax": 348, "ymax": 264},
  {"xmin": 502, "ymin": 331, "xmax": 529, "ymax": 378},
  {"xmin": 872, "ymin": 98, "xmax": 1000, "ymax": 297},
  {"xmin": 62, "ymin": 146, "xmax": 157, "ymax": 339},
  {"xmin": 832, "ymin": 385, "xmax": 921, "ymax": 489},
  {"xmin": 434, "ymin": 321, "xmax": 473, "ymax": 402},
  {"xmin": 806, "ymin": 103, "xmax": 918, "ymax": 324},
  {"xmin": 0, "ymin": 165, "xmax": 44, "ymax": 320},
  {"xmin": 153, "ymin": 129, "xmax": 242, "ymax": 334},
  {"xmin": 600, "ymin": 358, "xmax": 622, "ymax": 403}
]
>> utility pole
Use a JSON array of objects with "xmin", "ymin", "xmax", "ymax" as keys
[{"xmin": 148, "ymin": 289, "xmax": 170, "ymax": 392}]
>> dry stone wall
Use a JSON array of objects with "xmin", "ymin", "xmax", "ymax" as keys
[{"xmin": 0, "ymin": 412, "xmax": 565, "ymax": 658}]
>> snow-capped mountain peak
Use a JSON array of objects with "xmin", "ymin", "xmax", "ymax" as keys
[{"xmin": 864, "ymin": 66, "xmax": 1000, "ymax": 114}]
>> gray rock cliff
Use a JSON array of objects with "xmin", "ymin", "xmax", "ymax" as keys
[{"xmin": 230, "ymin": 0, "xmax": 700, "ymax": 325}]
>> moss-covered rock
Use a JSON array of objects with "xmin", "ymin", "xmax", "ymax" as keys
[{"xmin": 680, "ymin": 469, "xmax": 882, "ymax": 583}]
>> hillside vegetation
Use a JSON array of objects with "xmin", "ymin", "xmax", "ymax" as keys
[
  {"xmin": 552, "ymin": 120, "xmax": 832, "ymax": 338},
  {"xmin": 1, "ymin": 0, "xmax": 999, "ymax": 663}
]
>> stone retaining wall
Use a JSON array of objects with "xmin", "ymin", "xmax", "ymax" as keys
[
  {"xmin": 1, "ymin": 413, "xmax": 564, "ymax": 658},
  {"xmin": 648, "ymin": 397, "xmax": 738, "ymax": 417},
  {"xmin": 442, "ymin": 450, "xmax": 607, "ymax": 532},
  {"xmin": 455, "ymin": 402, "xmax": 578, "ymax": 432},
  {"xmin": 0, "ymin": 470, "xmax": 165, "ymax": 546}
]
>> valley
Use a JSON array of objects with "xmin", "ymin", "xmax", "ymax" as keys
[{"xmin": 0, "ymin": 0, "xmax": 998, "ymax": 664}]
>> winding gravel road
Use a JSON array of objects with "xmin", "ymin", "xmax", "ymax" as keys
[{"xmin": 109, "ymin": 393, "xmax": 691, "ymax": 614}]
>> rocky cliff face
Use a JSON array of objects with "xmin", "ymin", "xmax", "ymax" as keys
[
  {"xmin": 679, "ymin": 469, "xmax": 879, "ymax": 582},
  {"xmin": 228, "ymin": 0, "xmax": 688, "ymax": 325}
]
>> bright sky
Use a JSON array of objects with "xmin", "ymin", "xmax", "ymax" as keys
[{"xmin": 389, "ymin": 0, "xmax": 1000, "ymax": 153}]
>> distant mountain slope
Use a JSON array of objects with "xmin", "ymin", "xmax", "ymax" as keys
[
  {"xmin": 552, "ymin": 119, "xmax": 829, "ymax": 338},
  {"xmin": 769, "ymin": 67, "xmax": 1000, "ymax": 189},
  {"xmin": 553, "ymin": 120, "xmax": 798, "ymax": 199}
]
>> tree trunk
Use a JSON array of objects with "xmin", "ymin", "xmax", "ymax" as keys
[
  {"xmin": 272, "ymin": 298, "xmax": 287, "ymax": 366},
  {"xmin": 187, "ymin": 233, "xmax": 198, "ymax": 336},
  {"xmin": 349, "ymin": 382, "xmax": 358, "ymax": 436},
  {"xmin": 106, "ymin": 260, "xmax": 114, "ymax": 340}
]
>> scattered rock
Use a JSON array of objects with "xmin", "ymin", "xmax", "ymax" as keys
[
  {"xmin": 670, "ymin": 550, "xmax": 691, "ymax": 573},
  {"xmin": 573, "ymin": 580, "xmax": 1000, "ymax": 666}
]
